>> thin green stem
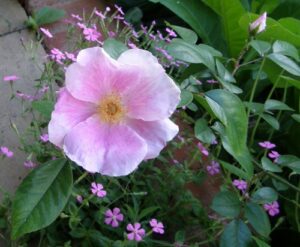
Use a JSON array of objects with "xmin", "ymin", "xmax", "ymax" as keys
[
  {"xmin": 74, "ymin": 171, "xmax": 89, "ymax": 185},
  {"xmin": 247, "ymin": 57, "xmax": 266, "ymax": 118},
  {"xmin": 266, "ymin": 172, "xmax": 300, "ymax": 193},
  {"xmin": 249, "ymin": 70, "xmax": 284, "ymax": 146}
]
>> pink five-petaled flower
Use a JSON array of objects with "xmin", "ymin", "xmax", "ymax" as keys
[
  {"xmin": 268, "ymin": 150, "xmax": 280, "ymax": 162},
  {"xmin": 149, "ymin": 219, "xmax": 164, "ymax": 234},
  {"xmin": 259, "ymin": 141, "xmax": 276, "ymax": 149},
  {"xmin": 206, "ymin": 160, "xmax": 220, "ymax": 176},
  {"xmin": 40, "ymin": 134, "xmax": 49, "ymax": 142},
  {"xmin": 233, "ymin": 179, "xmax": 247, "ymax": 191},
  {"xmin": 0, "ymin": 146, "xmax": 14, "ymax": 158},
  {"xmin": 40, "ymin": 28, "xmax": 53, "ymax": 38},
  {"xmin": 127, "ymin": 223, "xmax": 145, "ymax": 242},
  {"xmin": 104, "ymin": 207, "xmax": 124, "ymax": 227},
  {"xmin": 250, "ymin": 12, "xmax": 267, "ymax": 34},
  {"xmin": 91, "ymin": 182, "xmax": 106, "ymax": 198},
  {"xmin": 83, "ymin": 26, "xmax": 101, "ymax": 41},
  {"xmin": 48, "ymin": 47, "xmax": 180, "ymax": 176},
  {"xmin": 3, "ymin": 75, "xmax": 20, "ymax": 82},
  {"xmin": 264, "ymin": 201, "xmax": 280, "ymax": 216}
]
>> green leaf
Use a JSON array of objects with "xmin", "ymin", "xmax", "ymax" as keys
[
  {"xmin": 292, "ymin": 114, "xmax": 300, "ymax": 122},
  {"xmin": 167, "ymin": 39, "xmax": 216, "ymax": 71},
  {"xmin": 267, "ymin": 53, "xmax": 300, "ymax": 76},
  {"xmin": 125, "ymin": 7, "xmax": 143, "ymax": 24},
  {"xmin": 273, "ymin": 40, "xmax": 299, "ymax": 61},
  {"xmin": 194, "ymin": 118, "xmax": 216, "ymax": 144},
  {"xmin": 252, "ymin": 187, "xmax": 278, "ymax": 204},
  {"xmin": 205, "ymin": 89, "xmax": 253, "ymax": 177},
  {"xmin": 280, "ymin": 76, "xmax": 300, "ymax": 89},
  {"xmin": 151, "ymin": 0, "xmax": 225, "ymax": 50},
  {"xmin": 252, "ymin": 236, "xmax": 271, "ymax": 247},
  {"xmin": 203, "ymin": 0, "xmax": 247, "ymax": 57},
  {"xmin": 261, "ymin": 114, "xmax": 280, "ymax": 130},
  {"xmin": 177, "ymin": 90, "xmax": 193, "ymax": 108},
  {"xmin": 194, "ymin": 94, "xmax": 216, "ymax": 118},
  {"xmin": 32, "ymin": 100, "xmax": 54, "ymax": 119},
  {"xmin": 216, "ymin": 60, "xmax": 235, "ymax": 82},
  {"xmin": 138, "ymin": 206, "xmax": 160, "ymax": 221},
  {"xmin": 264, "ymin": 99, "xmax": 294, "ymax": 111},
  {"xmin": 34, "ymin": 7, "xmax": 65, "ymax": 26},
  {"xmin": 220, "ymin": 220, "xmax": 252, "ymax": 247},
  {"xmin": 245, "ymin": 203, "xmax": 271, "ymax": 237},
  {"xmin": 211, "ymin": 191, "xmax": 241, "ymax": 218},
  {"xmin": 171, "ymin": 25, "xmax": 198, "ymax": 44},
  {"xmin": 11, "ymin": 159, "xmax": 72, "ymax": 239},
  {"xmin": 103, "ymin": 38, "xmax": 128, "ymax": 59},
  {"xmin": 250, "ymin": 40, "xmax": 271, "ymax": 56},
  {"xmin": 219, "ymin": 160, "xmax": 248, "ymax": 180},
  {"xmin": 277, "ymin": 155, "xmax": 300, "ymax": 173},
  {"xmin": 261, "ymin": 156, "xmax": 282, "ymax": 172}
]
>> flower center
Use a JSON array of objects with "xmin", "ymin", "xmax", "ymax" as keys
[{"xmin": 98, "ymin": 94, "xmax": 126, "ymax": 123}]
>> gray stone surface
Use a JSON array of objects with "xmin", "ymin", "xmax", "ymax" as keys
[
  {"xmin": 0, "ymin": 0, "xmax": 28, "ymax": 35},
  {"xmin": 0, "ymin": 29, "xmax": 46, "ymax": 201}
]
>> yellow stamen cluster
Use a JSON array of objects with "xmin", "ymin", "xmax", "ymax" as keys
[{"xmin": 98, "ymin": 94, "xmax": 126, "ymax": 123}]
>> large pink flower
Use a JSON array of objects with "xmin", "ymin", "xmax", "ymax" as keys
[{"xmin": 48, "ymin": 47, "xmax": 180, "ymax": 176}]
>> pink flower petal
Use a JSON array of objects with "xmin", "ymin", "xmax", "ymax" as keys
[
  {"xmin": 63, "ymin": 116, "xmax": 147, "ymax": 176},
  {"xmin": 105, "ymin": 218, "xmax": 112, "ymax": 225},
  {"xmin": 128, "ymin": 119, "xmax": 178, "ymax": 159},
  {"xmin": 101, "ymin": 124, "xmax": 147, "ymax": 176},
  {"xmin": 127, "ymin": 224, "xmax": 134, "ymax": 231},
  {"xmin": 127, "ymin": 232, "xmax": 135, "ymax": 240},
  {"xmin": 118, "ymin": 49, "xmax": 180, "ymax": 121},
  {"xmin": 48, "ymin": 89, "xmax": 96, "ymax": 147},
  {"xmin": 105, "ymin": 209, "xmax": 113, "ymax": 217},
  {"xmin": 65, "ymin": 47, "xmax": 119, "ymax": 103}
]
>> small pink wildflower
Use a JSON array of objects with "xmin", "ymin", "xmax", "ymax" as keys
[
  {"xmin": 91, "ymin": 182, "xmax": 106, "ymax": 198},
  {"xmin": 132, "ymin": 30, "xmax": 139, "ymax": 38},
  {"xmin": 149, "ymin": 33, "xmax": 156, "ymax": 40},
  {"xmin": 206, "ymin": 79, "xmax": 218, "ymax": 84},
  {"xmin": 206, "ymin": 160, "xmax": 220, "ymax": 176},
  {"xmin": 268, "ymin": 150, "xmax": 280, "ymax": 162},
  {"xmin": 128, "ymin": 42, "xmax": 137, "ymax": 49},
  {"xmin": 127, "ymin": 223, "xmax": 145, "ymax": 242},
  {"xmin": 77, "ymin": 22, "xmax": 86, "ymax": 29},
  {"xmin": 141, "ymin": 24, "xmax": 148, "ymax": 33},
  {"xmin": 71, "ymin": 14, "xmax": 82, "ymax": 21},
  {"xmin": 24, "ymin": 160, "xmax": 37, "ymax": 168},
  {"xmin": 166, "ymin": 27, "xmax": 177, "ymax": 38},
  {"xmin": 40, "ymin": 28, "xmax": 53, "ymax": 38},
  {"xmin": 16, "ymin": 92, "xmax": 35, "ymax": 101},
  {"xmin": 233, "ymin": 179, "xmax": 247, "ymax": 191},
  {"xmin": 50, "ymin": 48, "xmax": 66, "ymax": 64},
  {"xmin": 95, "ymin": 9, "xmax": 106, "ymax": 19},
  {"xmin": 157, "ymin": 30, "xmax": 164, "ymax": 40},
  {"xmin": 39, "ymin": 85, "xmax": 49, "ymax": 94},
  {"xmin": 114, "ymin": 4, "xmax": 124, "ymax": 15},
  {"xmin": 65, "ymin": 52, "xmax": 76, "ymax": 62},
  {"xmin": 250, "ymin": 12, "xmax": 267, "ymax": 34},
  {"xmin": 0, "ymin": 146, "xmax": 14, "ymax": 158},
  {"xmin": 76, "ymin": 195, "xmax": 83, "ymax": 203},
  {"xmin": 114, "ymin": 15, "xmax": 124, "ymax": 20},
  {"xmin": 149, "ymin": 219, "xmax": 164, "ymax": 234},
  {"xmin": 264, "ymin": 201, "xmax": 280, "ymax": 216},
  {"xmin": 197, "ymin": 142, "xmax": 209, "ymax": 157},
  {"xmin": 40, "ymin": 134, "xmax": 49, "ymax": 143},
  {"xmin": 104, "ymin": 207, "xmax": 124, "ymax": 227},
  {"xmin": 83, "ymin": 26, "xmax": 101, "ymax": 41},
  {"xmin": 3, "ymin": 75, "xmax": 20, "ymax": 82},
  {"xmin": 108, "ymin": 31, "xmax": 116, "ymax": 38},
  {"xmin": 259, "ymin": 141, "xmax": 276, "ymax": 149}
]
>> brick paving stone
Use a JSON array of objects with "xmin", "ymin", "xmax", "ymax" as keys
[
  {"xmin": 0, "ymin": 30, "xmax": 46, "ymax": 201},
  {"xmin": 0, "ymin": 0, "xmax": 28, "ymax": 35}
]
